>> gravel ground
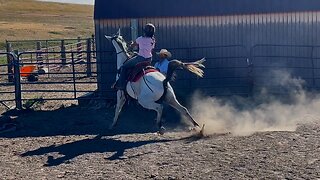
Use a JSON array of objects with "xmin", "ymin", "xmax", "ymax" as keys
[
  {"xmin": 1, "ymin": 63, "xmax": 320, "ymax": 179},
  {"xmin": 0, "ymin": 101, "xmax": 319, "ymax": 180}
]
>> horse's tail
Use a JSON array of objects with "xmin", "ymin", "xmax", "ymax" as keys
[
  {"xmin": 165, "ymin": 58, "xmax": 206, "ymax": 83},
  {"xmin": 156, "ymin": 58, "xmax": 205, "ymax": 104}
]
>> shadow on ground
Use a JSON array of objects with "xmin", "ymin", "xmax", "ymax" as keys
[
  {"xmin": 20, "ymin": 134, "xmax": 174, "ymax": 166},
  {"xmin": 0, "ymin": 102, "xmax": 184, "ymax": 138},
  {"xmin": 20, "ymin": 133, "xmax": 201, "ymax": 167}
]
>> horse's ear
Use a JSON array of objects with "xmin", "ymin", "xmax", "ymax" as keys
[
  {"xmin": 117, "ymin": 28, "xmax": 121, "ymax": 36},
  {"xmin": 105, "ymin": 35, "xmax": 112, "ymax": 41}
]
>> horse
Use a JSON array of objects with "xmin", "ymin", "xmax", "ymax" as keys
[{"xmin": 105, "ymin": 30, "xmax": 205, "ymax": 134}]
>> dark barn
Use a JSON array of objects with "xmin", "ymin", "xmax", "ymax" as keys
[{"xmin": 94, "ymin": 0, "xmax": 320, "ymax": 99}]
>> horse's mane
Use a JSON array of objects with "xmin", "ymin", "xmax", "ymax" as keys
[{"xmin": 117, "ymin": 36, "xmax": 137, "ymax": 59}]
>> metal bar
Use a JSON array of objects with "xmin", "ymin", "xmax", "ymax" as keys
[
  {"xmin": 6, "ymin": 44, "xmax": 14, "ymax": 82},
  {"xmin": 19, "ymin": 81, "xmax": 98, "ymax": 85},
  {"xmin": 19, "ymin": 97, "xmax": 110, "ymax": 101},
  {"xmin": 60, "ymin": 40, "xmax": 66, "ymax": 65},
  {"xmin": 6, "ymin": 38, "xmax": 89, "ymax": 43},
  {"xmin": 14, "ymin": 53, "xmax": 22, "ymax": 110},
  {"xmin": 6, "ymin": 71, "xmax": 99, "ymax": 75},
  {"xmin": 86, "ymin": 38, "xmax": 92, "ymax": 77},
  {"xmin": 0, "ymin": 91, "xmax": 15, "ymax": 94},
  {"xmin": 0, "ymin": 101, "xmax": 12, "ymax": 110},
  {"xmin": 21, "ymin": 90, "xmax": 96, "ymax": 93},
  {"xmin": 71, "ymin": 53, "xmax": 77, "ymax": 99}
]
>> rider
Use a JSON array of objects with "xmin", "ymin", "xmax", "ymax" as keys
[
  {"xmin": 114, "ymin": 23, "xmax": 156, "ymax": 90},
  {"xmin": 155, "ymin": 49, "xmax": 171, "ymax": 76}
]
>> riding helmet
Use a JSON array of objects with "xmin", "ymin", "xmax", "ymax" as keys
[{"xmin": 144, "ymin": 23, "xmax": 155, "ymax": 37}]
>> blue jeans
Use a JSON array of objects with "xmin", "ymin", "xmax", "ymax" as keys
[{"xmin": 116, "ymin": 55, "xmax": 152, "ymax": 90}]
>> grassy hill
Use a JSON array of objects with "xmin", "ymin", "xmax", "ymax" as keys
[{"xmin": 0, "ymin": 0, "xmax": 94, "ymax": 51}]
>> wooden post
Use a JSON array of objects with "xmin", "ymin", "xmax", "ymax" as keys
[
  {"xmin": 6, "ymin": 41, "xmax": 13, "ymax": 82},
  {"xmin": 91, "ymin": 34, "xmax": 96, "ymax": 58},
  {"xmin": 12, "ymin": 51, "xmax": 22, "ymax": 110},
  {"xmin": 86, "ymin": 38, "xmax": 92, "ymax": 77},
  {"xmin": 36, "ymin": 41, "xmax": 43, "ymax": 69},
  {"xmin": 77, "ymin": 37, "xmax": 82, "ymax": 62},
  {"xmin": 60, "ymin": 39, "xmax": 66, "ymax": 65}
]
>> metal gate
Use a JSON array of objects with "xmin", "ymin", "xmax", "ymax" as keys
[
  {"xmin": 0, "ymin": 52, "xmax": 20, "ymax": 110},
  {"xmin": 0, "ymin": 50, "xmax": 98, "ymax": 111}
]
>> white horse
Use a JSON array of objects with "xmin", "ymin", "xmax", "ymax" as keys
[{"xmin": 105, "ymin": 30, "xmax": 205, "ymax": 134}]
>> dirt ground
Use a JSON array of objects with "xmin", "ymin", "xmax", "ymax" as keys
[{"xmin": 0, "ymin": 99, "xmax": 319, "ymax": 180}]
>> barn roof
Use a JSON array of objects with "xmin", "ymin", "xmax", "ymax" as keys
[{"xmin": 94, "ymin": 0, "xmax": 320, "ymax": 19}]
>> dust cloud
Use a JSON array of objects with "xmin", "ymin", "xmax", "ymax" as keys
[{"xmin": 190, "ymin": 70, "xmax": 320, "ymax": 136}]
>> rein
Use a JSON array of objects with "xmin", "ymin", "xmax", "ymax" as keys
[
  {"xmin": 113, "ymin": 38, "xmax": 133, "ymax": 68},
  {"xmin": 116, "ymin": 51, "xmax": 124, "ymax": 55}
]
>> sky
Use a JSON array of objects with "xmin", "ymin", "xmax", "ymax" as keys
[{"xmin": 38, "ymin": 0, "xmax": 94, "ymax": 5}]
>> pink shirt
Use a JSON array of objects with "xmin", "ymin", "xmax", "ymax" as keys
[{"xmin": 136, "ymin": 36, "xmax": 155, "ymax": 58}]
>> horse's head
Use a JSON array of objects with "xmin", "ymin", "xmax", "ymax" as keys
[
  {"xmin": 105, "ymin": 29, "xmax": 129, "ymax": 55},
  {"xmin": 105, "ymin": 29, "xmax": 131, "ymax": 68}
]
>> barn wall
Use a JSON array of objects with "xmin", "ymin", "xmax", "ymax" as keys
[{"xmin": 95, "ymin": 12, "xmax": 320, "ymax": 99}]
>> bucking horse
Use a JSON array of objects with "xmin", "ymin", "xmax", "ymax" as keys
[{"xmin": 105, "ymin": 30, "xmax": 205, "ymax": 134}]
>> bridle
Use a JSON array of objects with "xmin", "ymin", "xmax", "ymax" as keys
[{"xmin": 112, "ymin": 36, "xmax": 132, "ymax": 70}]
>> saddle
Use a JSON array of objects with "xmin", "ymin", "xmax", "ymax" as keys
[{"xmin": 126, "ymin": 61, "xmax": 158, "ymax": 82}]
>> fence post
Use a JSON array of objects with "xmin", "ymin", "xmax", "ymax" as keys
[
  {"xmin": 77, "ymin": 37, "xmax": 82, "ymax": 62},
  {"xmin": 91, "ymin": 34, "xmax": 96, "ymax": 58},
  {"xmin": 13, "ymin": 51, "xmax": 22, "ymax": 110},
  {"xmin": 86, "ymin": 38, "xmax": 92, "ymax": 77},
  {"xmin": 61, "ymin": 39, "xmax": 66, "ymax": 65},
  {"xmin": 6, "ymin": 41, "xmax": 14, "ymax": 82},
  {"xmin": 36, "ymin": 41, "xmax": 44, "ymax": 69}
]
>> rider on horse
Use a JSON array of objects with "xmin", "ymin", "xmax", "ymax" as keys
[{"xmin": 113, "ymin": 23, "xmax": 156, "ymax": 90}]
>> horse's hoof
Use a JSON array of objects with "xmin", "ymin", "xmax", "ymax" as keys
[
  {"xmin": 188, "ymin": 126, "xmax": 198, "ymax": 131},
  {"xmin": 157, "ymin": 127, "xmax": 166, "ymax": 135},
  {"xmin": 188, "ymin": 124, "xmax": 205, "ymax": 136},
  {"xmin": 199, "ymin": 124, "xmax": 205, "ymax": 137}
]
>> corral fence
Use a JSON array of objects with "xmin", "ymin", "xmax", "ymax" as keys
[
  {"xmin": 0, "ymin": 50, "xmax": 102, "ymax": 111},
  {"xmin": 1, "ymin": 44, "xmax": 320, "ymax": 110},
  {"xmin": 250, "ymin": 44, "xmax": 320, "ymax": 94},
  {"xmin": 168, "ymin": 45, "xmax": 251, "ymax": 97},
  {"xmin": 5, "ymin": 35, "xmax": 96, "ymax": 82}
]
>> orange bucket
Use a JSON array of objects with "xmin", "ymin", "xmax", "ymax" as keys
[{"xmin": 20, "ymin": 65, "xmax": 36, "ymax": 77}]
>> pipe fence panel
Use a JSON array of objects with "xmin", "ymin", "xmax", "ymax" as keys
[
  {"xmin": 250, "ymin": 44, "xmax": 320, "ymax": 94},
  {"xmin": 0, "ymin": 52, "xmax": 21, "ymax": 110},
  {"xmin": 17, "ymin": 51, "xmax": 98, "ymax": 102},
  {"xmin": 3, "ymin": 45, "xmax": 320, "ymax": 110},
  {"xmin": 164, "ymin": 45, "xmax": 251, "ymax": 96}
]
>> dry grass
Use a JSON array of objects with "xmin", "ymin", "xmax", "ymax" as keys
[{"xmin": 0, "ymin": 0, "xmax": 94, "ymax": 50}]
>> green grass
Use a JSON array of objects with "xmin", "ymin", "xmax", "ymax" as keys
[
  {"xmin": 0, "ymin": 56, "xmax": 6, "ymax": 65},
  {"xmin": 0, "ymin": 0, "xmax": 94, "ymax": 51}
]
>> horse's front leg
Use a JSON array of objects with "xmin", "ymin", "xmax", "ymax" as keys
[{"xmin": 110, "ymin": 90, "xmax": 126, "ymax": 129}]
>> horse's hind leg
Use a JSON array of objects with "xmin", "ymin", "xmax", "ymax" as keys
[
  {"xmin": 110, "ymin": 90, "xmax": 126, "ymax": 129},
  {"xmin": 138, "ymin": 100, "xmax": 164, "ymax": 133},
  {"xmin": 165, "ymin": 91, "xmax": 200, "ymax": 127}
]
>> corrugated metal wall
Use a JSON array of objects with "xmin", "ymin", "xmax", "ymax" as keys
[{"xmin": 95, "ymin": 12, "xmax": 320, "ymax": 99}]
